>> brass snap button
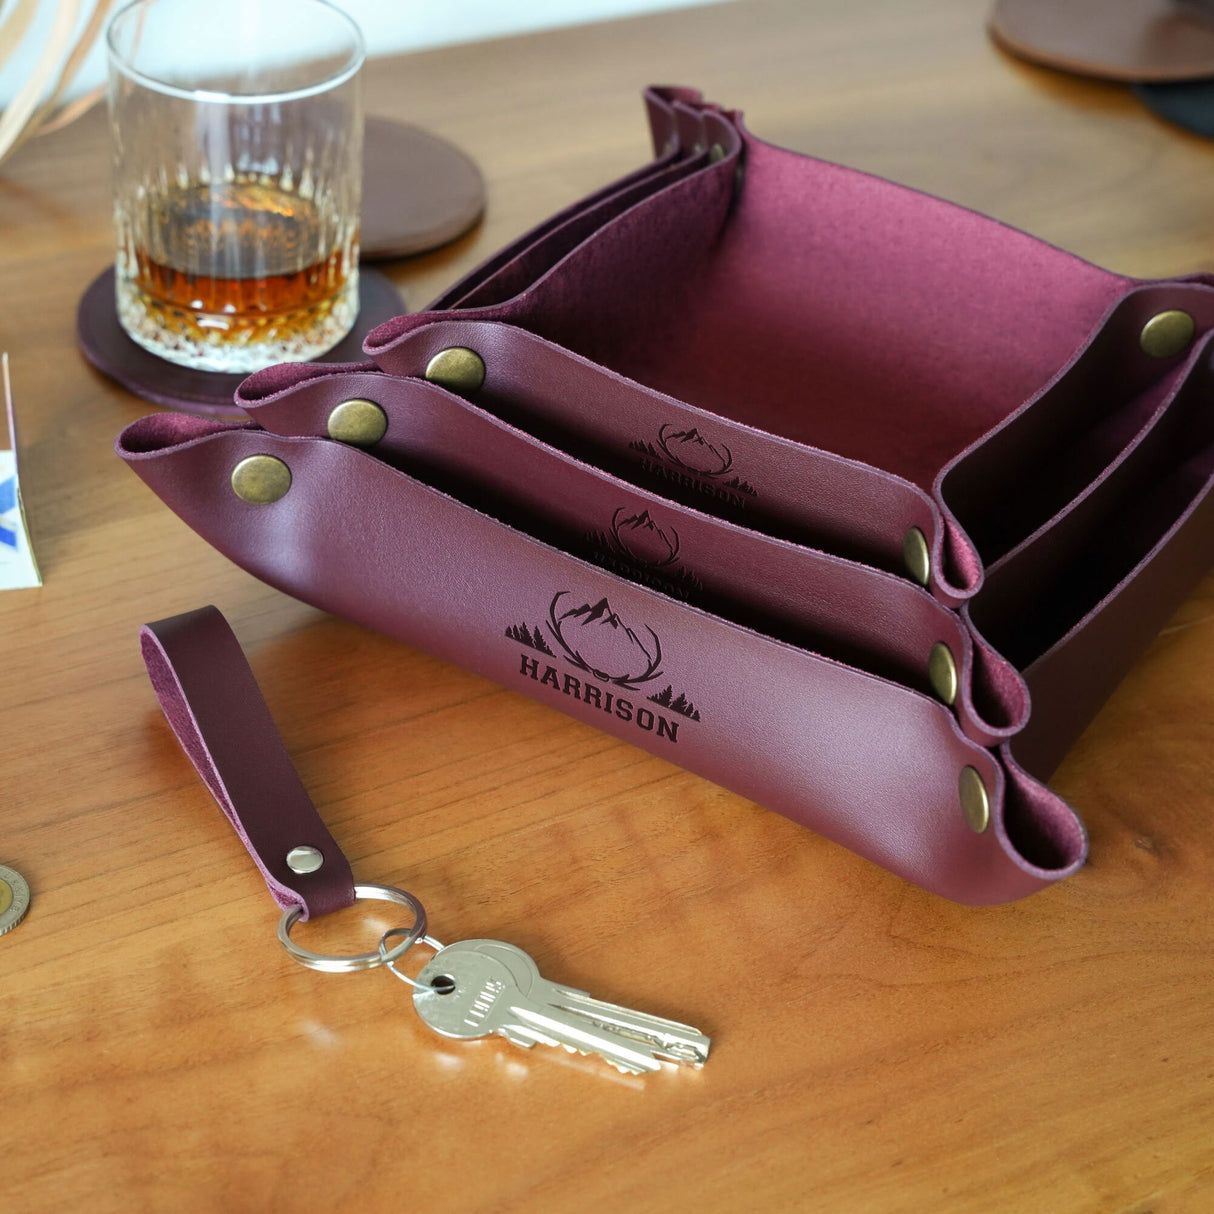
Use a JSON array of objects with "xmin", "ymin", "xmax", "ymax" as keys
[
  {"xmin": 231, "ymin": 454, "xmax": 291, "ymax": 504},
  {"xmin": 1140, "ymin": 310, "xmax": 1195, "ymax": 359},
  {"xmin": 959, "ymin": 766, "xmax": 990, "ymax": 833},
  {"xmin": 929, "ymin": 642, "xmax": 958, "ymax": 707},
  {"xmin": 424, "ymin": 347, "xmax": 486, "ymax": 395},
  {"xmin": 902, "ymin": 526, "xmax": 931, "ymax": 587},
  {"xmin": 327, "ymin": 398, "xmax": 388, "ymax": 446}
]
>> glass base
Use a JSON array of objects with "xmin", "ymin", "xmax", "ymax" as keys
[{"xmin": 115, "ymin": 270, "xmax": 360, "ymax": 374}]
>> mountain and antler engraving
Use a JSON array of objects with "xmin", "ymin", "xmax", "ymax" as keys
[
  {"xmin": 610, "ymin": 507, "xmax": 680, "ymax": 567},
  {"xmin": 629, "ymin": 426, "xmax": 757, "ymax": 497},
  {"xmin": 657, "ymin": 425, "xmax": 733, "ymax": 476},
  {"xmin": 547, "ymin": 592, "xmax": 663, "ymax": 687}
]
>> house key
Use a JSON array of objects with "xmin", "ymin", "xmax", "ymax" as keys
[
  {"xmin": 407, "ymin": 939, "xmax": 711, "ymax": 1074},
  {"xmin": 462, "ymin": 939, "xmax": 710, "ymax": 1066}
]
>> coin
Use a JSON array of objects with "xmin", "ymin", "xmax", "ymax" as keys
[{"xmin": 0, "ymin": 864, "xmax": 30, "ymax": 936}]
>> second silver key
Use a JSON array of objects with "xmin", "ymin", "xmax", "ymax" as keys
[{"xmin": 465, "ymin": 939, "xmax": 709, "ymax": 1068}]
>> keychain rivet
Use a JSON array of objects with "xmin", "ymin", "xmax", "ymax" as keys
[
  {"xmin": 1139, "ymin": 310, "xmax": 1195, "ymax": 359},
  {"xmin": 959, "ymin": 766, "xmax": 990, "ymax": 833},
  {"xmin": 327, "ymin": 398, "xmax": 388, "ymax": 446},
  {"xmin": 902, "ymin": 526, "xmax": 931, "ymax": 587},
  {"xmin": 231, "ymin": 454, "xmax": 291, "ymax": 504},
  {"xmin": 286, "ymin": 845, "xmax": 324, "ymax": 874},
  {"xmin": 424, "ymin": 347, "xmax": 486, "ymax": 396}
]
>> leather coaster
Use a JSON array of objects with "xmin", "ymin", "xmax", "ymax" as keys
[
  {"xmin": 77, "ymin": 265, "xmax": 404, "ymax": 416},
  {"xmin": 990, "ymin": 0, "xmax": 1214, "ymax": 83},
  {"xmin": 1135, "ymin": 77, "xmax": 1214, "ymax": 136},
  {"xmin": 361, "ymin": 116, "xmax": 485, "ymax": 260}
]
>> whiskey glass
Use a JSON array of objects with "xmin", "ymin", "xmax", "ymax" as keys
[{"xmin": 106, "ymin": 0, "xmax": 364, "ymax": 373}]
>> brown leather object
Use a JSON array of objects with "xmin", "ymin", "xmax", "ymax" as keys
[
  {"xmin": 1136, "ymin": 77, "xmax": 1214, "ymax": 136},
  {"xmin": 360, "ymin": 116, "xmax": 485, "ymax": 260},
  {"xmin": 76, "ymin": 265, "xmax": 403, "ymax": 417},
  {"xmin": 989, "ymin": 0, "xmax": 1214, "ymax": 82}
]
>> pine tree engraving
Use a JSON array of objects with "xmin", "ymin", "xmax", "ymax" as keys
[{"xmin": 506, "ymin": 623, "xmax": 555, "ymax": 655}]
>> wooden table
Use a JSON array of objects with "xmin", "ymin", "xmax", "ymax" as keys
[{"xmin": 3, "ymin": 2, "xmax": 1212, "ymax": 1210}]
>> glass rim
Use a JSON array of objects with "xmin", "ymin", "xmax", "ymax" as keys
[{"xmin": 105, "ymin": 0, "xmax": 366, "ymax": 105}]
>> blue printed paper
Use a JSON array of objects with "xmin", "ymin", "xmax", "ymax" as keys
[{"xmin": 0, "ymin": 355, "xmax": 41, "ymax": 590}]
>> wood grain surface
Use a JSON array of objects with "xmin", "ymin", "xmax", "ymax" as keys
[{"xmin": 2, "ymin": 2, "xmax": 1212, "ymax": 1211}]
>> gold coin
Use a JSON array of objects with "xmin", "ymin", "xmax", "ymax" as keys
[{"xmin": 0, "ymin": 864, "xmax": 30, "ymax": 936}]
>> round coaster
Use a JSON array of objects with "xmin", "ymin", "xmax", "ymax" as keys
[
  {"xmin": 361, "ymin": 116, "xmax": 485, "ymax": 260},
  {"xmin": 77, "ymin": 266, "xmax": 404, "ymax": 416},
  {"xmin": 1135, "ymin": 77, "xmax": 1214, "ymax": 137},
  {"xmin": 990, "ymin": 0, "xmax": 1214, "ymax": 83}
]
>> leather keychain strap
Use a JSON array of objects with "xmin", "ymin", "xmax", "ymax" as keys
[
  {"xmin": 142, "ymin": 608, "xmax": 713, "ymax": 1068},
  {"xmin": 140, "ymin": 605, "xmax": 356, "ymax": 919}
]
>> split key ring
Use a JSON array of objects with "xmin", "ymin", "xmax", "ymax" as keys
[{"xmin": 277, "ymin": 883, "xmax": 428, "ymax": 973}]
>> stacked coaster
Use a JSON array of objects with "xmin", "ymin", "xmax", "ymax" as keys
[{"xmin": 990, "ymin": 0, "xmax": 1214, "ymax": 136}]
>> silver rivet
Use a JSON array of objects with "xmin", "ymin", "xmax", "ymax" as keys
[
  {"xmin": 231, "ymin": 455, "xmax": 291, "ymax": 504},
  {"xmin": 902, "ymin": 526, "xmax": 931, "ymax": 587},
  {"xmin": 708, "ymin": 143, "xmax": 725, "ymax": 164},
  {"xmin": 327, "ymin": 398, "xmax": 388, "ymax": 446},
  {"xmin": 959, "ymin": 767, "xmax": 990, "ymax": 834},
  {"xmin": 424, "ymin": 347, "xmax": 486, "ymax": 396},
  {"xmin": 286, "ymin": 846, "xmax": 324, "ymax": 874},
  {"xmin": 929, "ymin": 642, "xmax": 958, "ymax": 707},
  {"xmin": 1140, "ymin": 310, "xmax": 1195, "ymax": 359}
]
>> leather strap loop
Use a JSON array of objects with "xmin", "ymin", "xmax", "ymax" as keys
[{"xmin": 140, "ymin": 606, "xmax": 356, "ymax": 919}]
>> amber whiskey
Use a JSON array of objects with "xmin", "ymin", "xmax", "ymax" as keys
[{"xmin": 116, "ymin": 176, "xmax": 359, "ymax": 373}]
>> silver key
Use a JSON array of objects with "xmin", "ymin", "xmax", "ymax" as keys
[
  {"xmin": 465, "ymin": 939, "xmax": 710, "ymax": 1067},
  {"xmin": 412, "ymin": 939, "xmax": 710, "ymax": 1074}
]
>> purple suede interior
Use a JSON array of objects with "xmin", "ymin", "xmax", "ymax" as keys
[
  {"xmin": 452, "ymin": 152, "xmax": 711, "ymax": 312},
  {"xmin": 236, "ymin": 359, "xmax": 378, "ymax": 404},
  {"xmin": 1000, "ymin": 746, "xmax": 1088, "ymax": 871},
  {"xmin": 427, "ymin": 135, "xmax": 685, "ymax": 313},
  {"xmin": 968, "ymin": 631, "xmax": 1029, "ymax": 734},
  {"xmin": 613, "ymin": 133, "xmax": 1127, "ymax": 490},
  {"xmin": 117, "ymin": 411, "xmax": 253, "ymax": 452},
  {"xmin": 364, "ymin": 108, "xmax": 740, "ymax": 361},
  {"xmin": 370, "ymin": 97, "xmax": 1133, "ymax": 493}
]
